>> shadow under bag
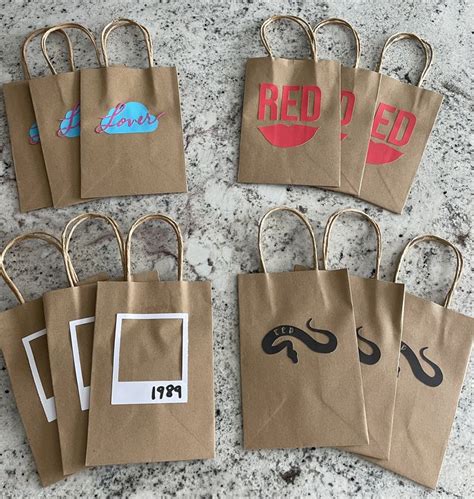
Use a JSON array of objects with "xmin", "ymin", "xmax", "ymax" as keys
[
  {"xmin": 86, "ymin": 214, "xmax": 214, "ymax": 465},
  {"xmin": 0, "ymin": 233, "xmax": 73, "ymax": 486},
  {"xmin": 238, "ymin": 15, "xmax": 341, "ymax": 188},
  {"xmin": 371, "ymin": 235, "xmax": 473, "ymax": 489},
  {"xmin": 238, "ymin": 206, "xmax": 368, "ymax": 450},
  {"xmin": 79, "ymin": 18, "xmax": 187, "ymax": 198}
]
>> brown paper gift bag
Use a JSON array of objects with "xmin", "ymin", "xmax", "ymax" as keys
[
  {"xmin": 371, "ymin": 235, "xmax": 473, "ymax": 488},
  {"xmin": 29, "ymin": 23, "xmax": 102, "ymax": 208},
  {"xmin": 238, "ymin": 206, "xmax": 368, "ymax": 450},
  {"xmin": 86, "ymin": 213, "xmax": 214, "ymax": 465},
  {"xmin": 238, "ymin": 15, "xmax": 341, "ymax": 187},
  {"xmin": 358, "ymin": 33, "xmax": 443, "ymax": 213},
  {"xmin": 313, "ymin": 19, "xmax": 381, "ymax": 195},
  {"xmin": 79, "ymin": 18, "xmax": 187, "ymax": 198},
  {"xmin": 0, "ymin": 232, "xmax": 74, "ymax": 486},
  {"xmin": 321, "ymin": 208, "xmax": 405, "ymax": 459},
  {"xmin": 3, "ymin": 27, "xmax": 74, "ymax": 212},
  {"xmin": 42, "ymin": 213, "xmax": 158, "ymax": 475}
]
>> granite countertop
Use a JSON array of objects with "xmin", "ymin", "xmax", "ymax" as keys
[{"xmin": 0, "ymin": 0, "xmax": 471, "ymax": 496}]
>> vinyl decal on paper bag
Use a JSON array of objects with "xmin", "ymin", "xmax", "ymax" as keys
[
  {"xmin": 257, "ymin": 83, "xmax": 321, "ymax": 148},
  {"xmin": 28, "ymin": 122, "xmax": 40, "ymax": 145},
  {"xmin": 366, "ymin": 102, "xmax": 417, "ymax": 165},
  {"xmin": 356, "ymin": 326, "xmax": 381, "ymax": 365},
  {"xmin": 69, "ymin": 316, "xmax": 95, "ymax": 411},
  {"xmin": 400, "ymin": 341, "xmax": 443, "ymax": 387},
  {"xmin": 262, "ymin": 318, "xmax": 337, "ymax": 364},
  {"xmin": 57, "ymin": 102, "xmax": 81, "ymax": 138},
  {"xmin": 111, "ymin": 313, "xmax": 188, "ymax": 405},
  {"xmin": 95, "ymin": 102, "xmax": 165, "ymax": 135},
  {"xmin": 22, "ymin": 329, "xmax": 57, "ymax": 422}
]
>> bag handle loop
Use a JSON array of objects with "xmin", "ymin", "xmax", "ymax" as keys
[
  {"xmin": 322, "ymin": 208, "xmax": 382, "ymax": 279},
  {"xmin": 313, "ymin": 17, "xmax": 361, "ymax": 68},
  {"xmin": 0, "ymin": 232, "xmax": 73, "ymax": 305},
  {"xmin": 21, "ymin": 27, "xmax": 76, "ymax": 79},
  {"xmin": 101, "ymin": 18, "xmax": 154, "ymax": 68},
  {"xmin": 41, "ymin": 23, "xmax": 102, "ymax": 73},
  {"xmin": 125, "ymin": 214, "xmax": 183, "ymax": 281},
  {"xmin": 377, "ymin": 32, "xmax": 433, "ymax": 87},
  {"xmin": 258, "ymin": 206, "xmax": 318, "ymax": 273},
  {"xmin": 62, "ymin": 213, "xmax": 126, "ymax": 287},
  {"xmin": 394, "ymin": 234, "xmax": 463, "ymax": 308},
  {"xmin": 260, "ymin": 15, "xmax": 317, "ymax": 61}
]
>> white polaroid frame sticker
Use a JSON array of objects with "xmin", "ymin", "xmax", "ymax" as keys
[
  {"xmin": 22, "ymin": 329, "xmax": 57, "ymax": 422},
  {"xmin": 111, "ymin": 313, "xmax": 189, "ymax": 405},
  {"xmin": 69, "ymin": 316, "xmax": 95, "ymax": 411}
]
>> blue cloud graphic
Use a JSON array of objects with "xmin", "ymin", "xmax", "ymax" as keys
[
  {"xmin": 28, "ymin": 121, "xmax": 40, "ymax": 144},
  {"xmin": 98, "ymin": 102, "xmax": 161, "ymax": 135},
  {"xmin": 58, "ymin": 104, "xmax": 80, "ymax": 138}
]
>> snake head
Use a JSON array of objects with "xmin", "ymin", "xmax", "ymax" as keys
[{"xmin": 287, "ymin": 345, "xmax": 299, "ymax": 364}]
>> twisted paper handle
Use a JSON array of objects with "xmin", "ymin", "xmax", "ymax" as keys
[{"xmin": 258, "ymin": 206, "xmax": 318, "ymax": 273}]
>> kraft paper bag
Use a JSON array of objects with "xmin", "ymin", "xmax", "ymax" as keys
[
  {"xmin": 238, "ymin": 15, "xmax": 341, "ymax": 187},
  {"xmin": 3, "ymin": 27, "xmax": 74, "ymax": 212},
  {"xmin": 313, "ymin": 19, "xmax": 381, "ymax": 195},
  {"xmin": 358, "ymin": 33, "xmax": 443, "ymax": 213},
  {"xmin": 238, "ymin": 207, "xmax": 368, "ymax": 450},
  {"xmin": 0, "ymin": 232, "xmax": 72, "ymax": 486},
  {"xmin": 371, "ymin": 235, "xmax": 473, "ymax": 489},
  {"xmin": 80, "ymin": 18, "xmax": 187, "ymax": 198},
  {"xmin": 86, "ymin": 214, "xmax": 214, "ymax": 466},
  {"xmin": 42, "ymin": 213, "xmax": 159, "ymax": 475},
  {"xmin": 320, "ymin": 209, "xmax": 405, "ymax": 459},
  {"xmin": 29, "ymin": 23, "xmax": 102, "ymax": 208}
]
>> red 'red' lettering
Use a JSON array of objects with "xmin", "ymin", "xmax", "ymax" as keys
[
  {"xmin": 371, "ymin": 103, "xmax": 397, "ymax": 140},
  {"xmin": 258, "ymin": 83, "xmax": 278, "ymax": 120},
  {"xmin": 340, "ymin": 90, "xmax": 355, "ymax": 126},
  {"xmin": 257, "ymin": 83, "xmax": 323, "ymax": 122},
  {"xmin": 281, "ymin": 85, "xmax": 299, "ymax": 121},
  {"xmin": 301, "ymin": 86, "xmax": 321, "ymax": 122},
  {"xmin": 388, "ymin": 110, "xmax": 417, "ymax": 146}
]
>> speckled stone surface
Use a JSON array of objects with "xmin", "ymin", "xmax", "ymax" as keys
[{"xmin": 0, "ymin": 0, "xmax": 472, "ymax": 496}]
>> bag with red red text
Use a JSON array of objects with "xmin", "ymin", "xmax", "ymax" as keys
[
  {"xmin": 312, "ymin": 18, "xmax": 381, "ymax": 196},
  {"xmin": 29, "ymin": 23, "xmax": 102, "ymax": 208},
  {"xmin": 358, "ymin": 33, "xmax": 443, "ymax": 213},
  {"xmin": 79, "ymin": 19, "xmax": 187, "ymax": 198},
  {"xmin": 238, "ymin": 15, "xmax": 341, "ymax": 188}
]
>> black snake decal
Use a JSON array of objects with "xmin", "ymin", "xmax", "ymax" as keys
[
  {"xmin": 356, "ymin": 326, "xmax": 381, "ymax": 365},
  {"xmin": 400, "ymin": 341, "xmax": 443, "ymax": 387},
  {"xmin": 262, "ymin": 318, "xmax": 337, "ymax": 364}
]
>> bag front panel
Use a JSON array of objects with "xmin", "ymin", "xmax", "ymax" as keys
[
  {"xmin": 329, "ymin": 67, "xmax": 381, "ymax": 196},
  {"xmin": 238, "ymin": 57, "xmax": 341, "ymax": 187},
  {"xmin": 359, "ymin": 75, "xmax": 443, "ymax": 213},
  {"xmin": 86, "ymin": 280, "xmax": 214, "ymax": 466},
  {"xmin": 0, "ymin": 299, "xmax": 63, "ymax": 486},
  {"xmin": 80, "ymin": 66, "xmax": 187, "ymax": 198},
  {"xmin": 3, "ymin": 81, "xmax": 53, "ymax": 211},
  {"xmin": 29, "ymin": 72, "xmax": 84, "ymax": 208},
  {"xmin": 238, "ymin": 269, "xmax": 368, "ymax": 450},
  {"xmin": 372, "ymin": 294, "xmax": 473, "ymax": 488}
]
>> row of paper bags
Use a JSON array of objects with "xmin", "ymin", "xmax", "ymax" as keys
[
  {"xmin": 4, "ymin": 18, "xmax": 187, "ymax": 212},
  {"xmin": 0, "ymin": 209, "xmax": 471, "ymax": 489},
  {"xmin": 238, "ymin": 15, "xmax": 443, "ymax": 213},
  {"xmin": 5, "ymin": 15, "xmax": 442, "ymax": 216}
]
